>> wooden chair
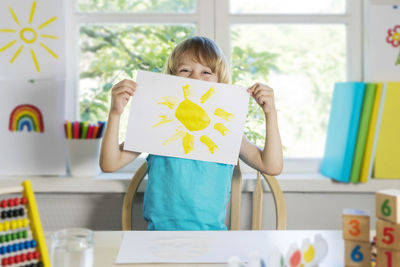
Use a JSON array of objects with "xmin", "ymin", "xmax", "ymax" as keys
[{"xmin": 122, "ymin": 162, "xmax": 287, "ymax": 230}]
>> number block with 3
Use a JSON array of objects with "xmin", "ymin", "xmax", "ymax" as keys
[
  {"xmin": 377, "ymin": 247, "xmax": 400, "ymax": 267},
  {"xmin": 342, "ymin": 209, "xmax": 370, "ymax": 242},
  {"xmin": 376, "ymin": 219, "xmax": 400, "ymax": 250},
  {"xmin": 376, "ymin": 189, "xmax": 400, "ymax": 223},
  {"xmin": 345, "ymin": 240, "xmax": 371, "ymax": 266}
]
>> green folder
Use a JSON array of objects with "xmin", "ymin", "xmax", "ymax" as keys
[{"xmin": 350, "ymin": 83, "xmax": 377, "ymax": 183}]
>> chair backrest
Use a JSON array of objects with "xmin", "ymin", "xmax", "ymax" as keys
[{"xmin": 122, "ymin": 162, "xmax": 287, "ymax": 230}]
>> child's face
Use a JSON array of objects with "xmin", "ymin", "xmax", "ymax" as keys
[{"xmin": 175, "ymin": 54, "xmax": 218, "ymax": 83}]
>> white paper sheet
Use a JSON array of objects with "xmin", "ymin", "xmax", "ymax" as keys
[
  {"xmin": 0, "ymin": 0, "xmax": 65, "ymax": 79},
  {"xmin": 365, "ymin": 5, "xmax": 400, "ymax": 81},
  {"xmin": 124, "ymin": 70, "xmax": 249, "ymax": 165},
  {"xmin": 0, "ymin": 79, "xmax": 66, "ymax": 175},
  {"xmin": 115, "ymin": 231, "xmax": 344, "ymax": 266}
]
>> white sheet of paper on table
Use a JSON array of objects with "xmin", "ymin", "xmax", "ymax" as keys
[
  {"xmin": 115, "ymin": 231, "xmax": 344, "ymax": 266},
  {"xmin": 124, "ymin": 70, "xmax": 249, "ymax": 165}
]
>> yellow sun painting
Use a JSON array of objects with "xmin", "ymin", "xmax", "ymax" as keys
[
  {"xmin": 153, "ymin": 84, "xmax": 234, "ymax": 155},
  {"xmin": 0, "ymin": 1, "xmax": 59, "ymax": 72}
]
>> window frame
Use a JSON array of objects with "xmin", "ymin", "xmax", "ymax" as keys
[{"xmin": 65, "ymin": 0, "xmax": 363, "ymax": 174}]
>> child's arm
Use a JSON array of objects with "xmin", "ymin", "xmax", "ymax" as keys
[
  {"xmin": 100, "ymin": 79, "xmax": 141, "ymax": 172},
  {"xmin": 239, "ymin": 83, "xmax": 283, "ymax": 176}
]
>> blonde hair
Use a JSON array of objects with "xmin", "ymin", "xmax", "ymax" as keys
[{"xmin": 164, "ymin": 36, "xmax": 231, "ymax": 84}]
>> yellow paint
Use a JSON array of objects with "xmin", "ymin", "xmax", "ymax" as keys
[
  {"xmin": 200, "ymin": 87, "xmax": 215, "ymax": 103},
  {"xmin": 214, "ymin": 108, "xmax": 234, "ymax": 121},
  {"xmin": 158, "ymin": 96, "xmax": 179, "ymax": 109},
  {"xmin": 175, "ymin": 99, "xmax": 210, "ymax": 131},
  {"xmin": 200, "ymin": 135, "xmax": 218, "ymax": 154},
  {"xmin": 10, "ymin": 45, "xmax": 24, "ymax": 63},
  {"xmin": 40, "ymin": 34, "xmax": 58, "ymax": 39},
  {"xmin": 303, "ymin": 245, "xmax": 315, "ymax": 263},
  {"xmin": 40, "ymin": 42, "xmax": 58, "ymax": 58},
  {"xmin": 182, "ymin": 133, "xmax": 194, "ymax": 154},
  {"xmin": 0, "ymin": 40, "xmax": 17, "ymax": 52},
  {"xmin": 394, "ymin": 32, "xmax": 400, "ymax": 41},
  {"xmin": 152, "ymin": 115, "xmax": 174, "ymax": 127},
  {"xmin": 29, "ymin": 2, "xmax": 37, "ymax": 24},
  {"xmin": 162, "ymin": 127, "xmax": 185, "ymax": 146},
  {"xmin": 38, "ymin": 17, "xmax": 57, "ymax": 30},
  {"xmin": 30, "ymin": 48, "xmax": 40, "ymax": 72},
  {"xmin": 20, "ymin": 28, "xmax": 37, "ymax": 44},
  {"xmin": 214, "ymin": 123, "xmax": 229, "ymax": 136},
  {"xmin": 182, "ymin": 84, "xmax": 192, "ymax": 99},
  {"xmin": 8, "ymin": 6, "xmax": 20, "ymax": 26},
  {"xmin": 0, "ymin": 29, "xmax": 17, "ymax": 33}
]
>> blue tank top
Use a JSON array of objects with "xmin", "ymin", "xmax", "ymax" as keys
[{"xmin": 143, "ymin": 155, "xmax": 234, "ymax": 230}]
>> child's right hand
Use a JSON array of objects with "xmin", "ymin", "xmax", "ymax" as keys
[{"xmin": 110, "ymin": 79, "xmax": 137, "ymax": 116}]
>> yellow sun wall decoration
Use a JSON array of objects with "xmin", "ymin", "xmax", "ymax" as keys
[
  {"xmin": 124, "ymin": 70, "xmax": 249, "ymax": 165},
  {"xmin": 0, "ymin": 1, "xmax": 59, "ymax": 73}
]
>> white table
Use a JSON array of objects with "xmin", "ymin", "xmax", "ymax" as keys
[{"xmin": 88, "ymin": 230, "xmax": 346, "ymax": 266}]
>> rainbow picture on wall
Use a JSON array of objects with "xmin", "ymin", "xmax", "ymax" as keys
[{"xmin": 9, "ymin": 104, "xmax": 44, "ymax": 133}]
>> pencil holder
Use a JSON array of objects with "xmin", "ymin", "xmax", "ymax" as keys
[{"xmin": 66, "ymin": 139, "xmax": 101, "ymax": 177}]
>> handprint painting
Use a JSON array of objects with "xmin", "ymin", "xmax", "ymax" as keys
[{"xmin": 125, "ymin": 71, "xmax": 249, "ymax": 165}]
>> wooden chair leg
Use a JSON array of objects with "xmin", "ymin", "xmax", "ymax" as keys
[
  {"xmin": 251, "ymin": 172, "xmax": 263, "ymax": 230},
  {"xmin": 230, "ymin": 164, "xmax": 242, "ymax": 230}
]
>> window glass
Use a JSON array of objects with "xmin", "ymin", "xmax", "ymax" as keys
[
  {"xmin": 230, "ymin": 0, "xmax": 346, "ymax": 14},
  {"xmin": 231, "ymin": 24, "xmax": 346, "ymax": 158},
  {"xmin": 78, "ymin": 0, "xmax": 196, "ymax": 13},
  {"xmin": 79, "ymin": 24, "xmax": 195, "ymax": 141}
]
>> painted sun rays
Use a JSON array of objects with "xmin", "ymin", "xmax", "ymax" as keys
[
  {"xmin": 153, "ymin": 84, "xmax": 234, "ymax": 155},
  {"xmin": 0, "ymin": 1, "xmax": 59, "ymax": 72}
]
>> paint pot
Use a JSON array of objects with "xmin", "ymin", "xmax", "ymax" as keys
[{"xmin": 66, "ymin": 139, "xmax": 101, "ymax": 177}]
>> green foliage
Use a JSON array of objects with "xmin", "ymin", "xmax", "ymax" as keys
[
  {"xmin": 78, "ymin": 0, "xmax": 195, "ymax": 13},
  {"xmin": 231, "ymin": 45, "xmax": 278, "ymax": 146}
]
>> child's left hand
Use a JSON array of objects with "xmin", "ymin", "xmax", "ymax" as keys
[{"xmin": 247, "ymin": 83, "xmax": 276, "ymax": 115}]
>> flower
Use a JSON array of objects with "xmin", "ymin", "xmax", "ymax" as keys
[{"xmin": 386, "ymin": 25, "xmax": 400, "ymax": 48}]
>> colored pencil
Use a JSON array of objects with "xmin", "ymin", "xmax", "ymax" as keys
[{"xmin": 86, "ymin": 124, "xmax": 94, "ymax": 139}]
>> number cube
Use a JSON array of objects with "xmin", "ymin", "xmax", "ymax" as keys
[
  {"xmin": 345, "ymin": 240, "xmax": 371, "ymax": 267},
  {"xmin": 342, "ymin": 209, "xmax": 370, "ymax": 242},
  {"xmin": 377, "ymin": 247, "xmax": 400, "ymax": 267},
  {"xmin": 376, "ymin": 219, "xmax": 400, "ymax": 250},
  {"xmin": 376, "ymin": 189, "xmax": 400, "ymax": 223}
]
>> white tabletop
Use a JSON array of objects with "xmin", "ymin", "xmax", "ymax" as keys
[{"xmin": 88, "ymin": 230, "xmax": 346, "ymax": 267}]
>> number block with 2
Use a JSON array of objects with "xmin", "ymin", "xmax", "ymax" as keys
[
  {"xmin": 376, "ymin": 189, "xmax": 400, "ymax": 224},
  {"xmin": 343, "ymin": 209, "xmax": 370, "ymax": 242}
]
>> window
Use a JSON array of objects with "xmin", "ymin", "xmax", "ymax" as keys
[{"xmin": 66, "ymin": 0, "xmax": 363, "ymax": 173}]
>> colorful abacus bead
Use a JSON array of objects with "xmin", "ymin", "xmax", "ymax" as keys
[
  {"xmin": 7, "ymin": 199, "xmax": 14, "ymax": 208},
  {"xmin": 20, "ymin": 197, "xmax": 27, "ymax": 205}
]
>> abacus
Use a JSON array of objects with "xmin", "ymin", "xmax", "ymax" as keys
[{"xmin": 0, "ymin": 181, "xmax": 49, "ymax": 267}]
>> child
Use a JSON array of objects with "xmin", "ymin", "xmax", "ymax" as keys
[{"xmin": 100, "ymin": 36, "xmax": 283, "ymax": 230}]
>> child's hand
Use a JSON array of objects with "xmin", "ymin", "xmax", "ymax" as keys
[
  {"xmin": 247, "ymin": 83, "xmax": 276, "ymax": 115},
  {"xmin": 110, "ymin": 79, "xmax": 137, "ymax": 116}
]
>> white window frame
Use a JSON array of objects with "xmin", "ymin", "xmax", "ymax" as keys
[{"xmin": 65, "ymin": 0, "xmax": 363, "ymax": 174}]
